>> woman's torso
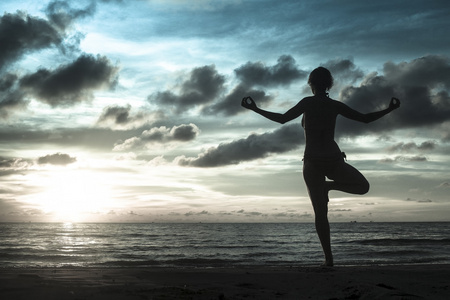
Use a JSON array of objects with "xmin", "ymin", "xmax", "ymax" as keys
[{"xmin": 301, "ymin": 95, "xmax": 343, "ymax": 159}]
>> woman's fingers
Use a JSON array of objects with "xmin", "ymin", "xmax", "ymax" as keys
[
  {"xmin": 390, "ymin": 97, "xmax": 400, "ymax": 109},
  {"xmin": 242, "ymin": 96, "xmax": 255, "ymax": 108}
]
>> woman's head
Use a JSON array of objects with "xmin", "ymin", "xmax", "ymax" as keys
[{"xmin": 308, "ymin": 67, "xmax": 333, "ymax": 94}]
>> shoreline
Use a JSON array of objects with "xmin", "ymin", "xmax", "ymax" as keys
[{"xmin": 1, "ymin": 264, "xmax": 449, "ymax": 299}]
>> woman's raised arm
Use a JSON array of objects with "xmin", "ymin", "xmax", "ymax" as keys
[
  {"xmin": 241, "ymin": 97, "xmax": 305, "ymax": 124},
  {"xmin": 339, "ymin": 97, "xmax": 400, "ymax": 124}
]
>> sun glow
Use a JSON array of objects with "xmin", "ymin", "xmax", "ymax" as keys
[{"xmin": 28, "ymin": 169, "xmax": 116, "ymax": 222}]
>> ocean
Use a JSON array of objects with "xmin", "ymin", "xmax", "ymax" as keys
[{"xmin": 1, "ymin": 222, "xmax": 449, "ymax": 268}]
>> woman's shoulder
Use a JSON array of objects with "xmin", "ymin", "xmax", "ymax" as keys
[
  {"xmin": 323, "ymin": 97, "xmax": 346, "ymax": 108},
  {"xmin": 301, "ymin": 96, "xmax": 314, "ymax": 101},
  {"xmin": 299, "ymin": 96, "xmax": 315, "ymax": 104}
]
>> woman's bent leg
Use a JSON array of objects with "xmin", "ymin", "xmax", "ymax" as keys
[{"xmin": 327, "ymin": 161, "xmax": 370, "ymax": 195}]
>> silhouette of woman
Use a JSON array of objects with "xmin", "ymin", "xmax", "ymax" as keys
[{"xmin": 241, "ymin": 67, "xmax": 400, "ymax": 266}]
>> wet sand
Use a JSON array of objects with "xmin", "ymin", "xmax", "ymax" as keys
[{"xmin": 1, "ymin": 264, "xmax": 449, "ymax": 299}]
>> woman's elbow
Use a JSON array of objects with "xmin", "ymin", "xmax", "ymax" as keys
[
  {"xmin": 278, "ymin": 115, "xmax": 294, "ymax": 124},
  {"xmin": 360, "ymin": 115, "xmax": 373, "ymax": 124}
]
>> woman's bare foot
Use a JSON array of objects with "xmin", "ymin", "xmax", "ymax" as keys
[
  {"xmin": 321, "ymin": 260, "xmax": 334, "ymax": 267},
  {"xmin": 320, "ymin": 262, "xmax": 333, "ymax": 268}
]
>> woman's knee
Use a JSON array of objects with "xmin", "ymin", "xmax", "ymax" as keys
[
  {"xmin": 341, "ymin": 163, "xmax": 370, "ymax": 194},
  {"xmin": 358, "ymin": 179, "xmax": 370, "ymax": 195},
  {"xmin": 311, "ymin": 197, "xmax": 328, "ymax": 216}
]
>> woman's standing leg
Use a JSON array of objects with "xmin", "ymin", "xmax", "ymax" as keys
[{"xmin": 303, "ymin": 160, "xmax": 333, "ymax": 266}]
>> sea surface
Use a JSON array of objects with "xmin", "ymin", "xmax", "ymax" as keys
[{"xmin": 0, "ymin": 222, "xmax": 449, "ymax": 268}]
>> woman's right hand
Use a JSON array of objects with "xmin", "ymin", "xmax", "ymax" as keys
[{"xmin": 241, "ymin": 96, "xmax": 257, "ymax": 110}]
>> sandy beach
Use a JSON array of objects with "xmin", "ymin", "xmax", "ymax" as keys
[{"xmin": 0, "ymin": 264, "xmax": 448, "ymax": 299}]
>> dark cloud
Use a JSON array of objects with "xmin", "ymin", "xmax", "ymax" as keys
[
  {"xmin": 0, "ymin": 73, "xmax": 27, "ymax": 118},
  {"xmin": 96, "ymin": 104, "xmax": 163, "ymax": 130},
  {"xmin": 127, "ymin": 210, "xmax": 142, "ymax": 216},
  {"xmin": 406, "ymin": 197, "xmax": 432, "ymax": 203},
  {"xmin": 234, "ymin": 55, "xmax": 307, "ymax": 87},
  {"xmin": 0, "ymin": 73, "xmax": 17, "ymax": 91},
  {"xmin": 20, "ymin": 54, "xmax": 119, "ymax": 107},
  {"xmin": 170, "ymin": 123, "xmax": 200, "ymax": 141},
  {"xmin": 204, "ymin": 83, "xmax": 273, "ymax": 116},
  {"xmin": 0, "ymin": 1, "xmax": 95, "ymax": 71},
  {"xmin": 0, "ymin": 11, "xmax": 62, "ymax": 70},
  {"xmin": 272, "ymin": 211, "xmax": 312, "ymax": 219},
  {"xmin": 45, "ymin": 0, "xmax": 96, "ymax": 31},
  {"xmin": 203, "ymin": 55, "xmax": 304, "ymax": 116},
  {"xmin": 379, "ymin": 155, "xmax": 428, "ymax": 163},
  {"xmin": 184, "ymin": 210, "xmax": 210, "ymax": 217},
  {"xmin": 386, "ymin": 141, "xmax": 436, "ymax": 153},
  {"xmin": 177, "ymin": 123, "xmax": 303, "ymax": 167},
  {"xmin": 113, "ymin": 123, "xmax": 200, "ymax": 151},
  {"xmin": 98, "ymin": 104, "xmax": 132, "ymax": 124},
  {"xmin": 418, "ymin": 199, "xmax": 433, "ymax": 203},
  {"xmin": 337, "ymin": 55, "xmax": 450, "ymax": 137},
  {"xmin": 149, "ymin": 65, "xmax": 225, "ymax": 114},
  {"xmin": 0, "ymin": 157, "xmax": 31, "ymax": 169},
  {"xmin": 323, "ymin": 58, "xmax": 364, "ymax": 84},
  {"xmin": 399, "ymin": 156, "xmax": 428, "ymax": 162},
  {"xmin": 37, "ymin": 152, "xmax": 76, "ymax": 165},
  {"xmin": 383, "ymin": 55, "xmax": 450, "ymax": 89},
  {"xmin": 182, "ymin": 65, "xmax": 225, "ymax": 99}
]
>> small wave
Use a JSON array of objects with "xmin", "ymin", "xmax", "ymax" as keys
[{"xmin": 347, "ymin": 238, "xmax": 450, "ymax": 246}]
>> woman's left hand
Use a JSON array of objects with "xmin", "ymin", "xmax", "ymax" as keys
[{"xmin": 389, "ymin": 97, "xmax": 401, "ymax": 110}]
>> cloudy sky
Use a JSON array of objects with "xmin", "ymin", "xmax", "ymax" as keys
[{"xmin": 1, "ymin": 0, "xmax": 449, "ymax": 223}]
